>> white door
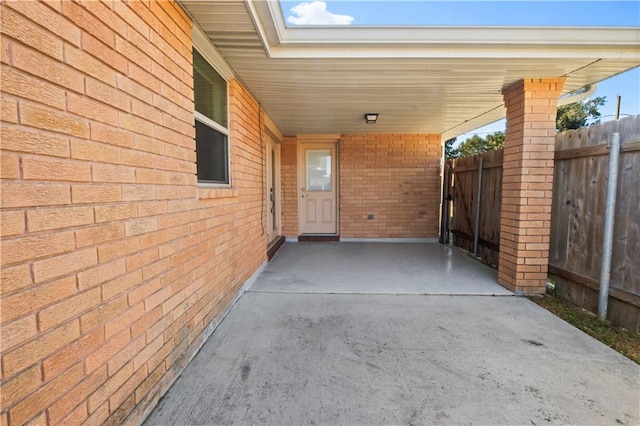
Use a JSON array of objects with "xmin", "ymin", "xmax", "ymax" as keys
[
  {"xmin": 298, "ymin": 142, "xmax": 337, "ymax": 234},
  {"xmin": 266, "ymin": 135, "xmax": 281, "ymax": 243}
]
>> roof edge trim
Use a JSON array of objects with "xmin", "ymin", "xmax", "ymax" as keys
[{"xmin": 246, "ymin": 1, "xmax": 640, "ymax": 59}]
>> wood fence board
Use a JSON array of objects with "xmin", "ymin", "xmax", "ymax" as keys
[
  {"xmin": 450, "ymin": 149, "xmax": 502, "ymax": 266},
  {"xmin": 608, "ymin": 297, "xmax": 640, "ymax": 334},
  {"xmin": 586, "ymin": 154, "xmax": 606, "ymax": 277},
  {"xmin": 615, "ymin": 150, "xmax": 640, "ymax": 293},
  {"xmin": 550, "ymin": 159, "xmax": 569, "ymax": 266},
  {"xmin": 615, "ymin": 116, "xmax": 640, "ymax": 295},
  {"xmin": 478, "ymin": 149, "xmax": 502, "ymax": 266},
  {"xmin": 552, "ymin": 272, "xmax": 640, "ymax": 331},
  {"xmin": 451, "ymin": 156, "xmax": 477, "ymax": 255},
  {"xmin": 565, "ymin": 156, "xmax": 588, "ymax": 274},
  {"xmin": 548, "ymin": 264, "xmax": 640, "ymax": 308}
]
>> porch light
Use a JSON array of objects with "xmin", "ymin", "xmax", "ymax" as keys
[{"xmin": 364, "ymin": 113, "xmax": 378, "ymax": 124}]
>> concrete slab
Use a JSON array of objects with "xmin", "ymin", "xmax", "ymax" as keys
[
  {"xmin": 252, "ymin": 243, "xmax": 511, "ymax": 295},
  {"xmin": 146, "ymin": 293, "xmax": 639, "ymax": 425}
]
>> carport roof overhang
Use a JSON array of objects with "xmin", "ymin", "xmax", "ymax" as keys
[{"xmin": 180, "ymin": 0, "xmax": 640, "ymax": 139}]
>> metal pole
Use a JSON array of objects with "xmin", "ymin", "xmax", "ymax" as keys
[
  {"xmin": 598, "ymin": 132, "xmax": 620, "ymax": 321},
  {"xmin": 473, "ymin": 158, "xmax": 484, "ymax": 258},
  {"xmin": 615, "ymin": 95, "xmax": 621, "ymax": 120}
]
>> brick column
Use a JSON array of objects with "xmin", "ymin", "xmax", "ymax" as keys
[{"xmin": 498, "ymin": 78, "xmax": 565, "ymax": 294}]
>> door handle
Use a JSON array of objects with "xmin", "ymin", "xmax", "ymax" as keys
[{"xmin": 301, "ymin": 194, "xmax": 308, "ymax": 198}]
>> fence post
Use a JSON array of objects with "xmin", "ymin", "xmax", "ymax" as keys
[
  {"xmin": 473, "ymin": 158, "xmax": 484, "ymax": 258},
  {"xmin": 598, "ymin": 132, "xmax": 620, "ymax": 321}
]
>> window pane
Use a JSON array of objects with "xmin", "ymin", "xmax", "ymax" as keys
[
  {"xmin": 195, "ymin": 120, "xmax": 228, "ymax": 184},
  {"xmin": 306, "ymin": 149, "xmax": 331, "ymax": 191},
  {"xmin": 193, "ymin": 49, "xmax": 227, "ymax": 127}
]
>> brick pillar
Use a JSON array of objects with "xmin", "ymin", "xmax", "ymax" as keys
[{"xmin": 498, "ymin": 78, "xmax": 565, "ymax": 294}]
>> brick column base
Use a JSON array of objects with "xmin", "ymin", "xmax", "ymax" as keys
[{"xmin": 498, "ymin": 78, "xmax": 565, "ymax": 294}]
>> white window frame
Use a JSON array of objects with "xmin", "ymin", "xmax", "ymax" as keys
[{"xmin": 193, "ymin": 32, "xmax": 233, "ymax": 188}]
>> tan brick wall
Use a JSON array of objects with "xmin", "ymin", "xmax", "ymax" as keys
[
  {"xmin": 339, "ymin": 134, "xmax": 441, "ymax": 238},
  {"xmin": 0, "ymin": 1, "xmax": 267, "ymax": 424},
  {"xmin": 281, "ymin": 136, "xmax": 298, "ymax": 237},
  {"xmin": 280, "ymin": 134, "xmax": 441, "ymax": 238},
  {"xmin": 498, "ymin": 78, "xmax": 565, "ymax": 294}
]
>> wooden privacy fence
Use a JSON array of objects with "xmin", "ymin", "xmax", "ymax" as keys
[
  {"xmin": 549, "ymin": 116, "xmax": 640, "ymax": 331},
  {"xmin": 444, "ymin": 149, "xmax": 503, "ymax": 266},
  {"xmin": 443, "ymin": 115, "xmax": 640, "ymax": 331}
]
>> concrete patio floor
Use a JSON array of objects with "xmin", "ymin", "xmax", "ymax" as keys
[
  {"xmin": 145, "ymin": 243, "xmax": 639, "ymax": 425},
  {"xmin": 254, "ymin": 242, "xmax": 511, "ymax": 295}
]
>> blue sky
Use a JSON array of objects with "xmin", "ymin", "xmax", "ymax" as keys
[
  {"xmin": 281, "ymin": 1, "xmax": 640, "ymax": 27},
  {"xmin": 280, "ymin": 1, "xmax": 639, "ymax": 140}
]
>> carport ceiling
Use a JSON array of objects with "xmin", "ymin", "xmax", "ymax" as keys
[{"xmin": 179, "ymin": 0, "xmax": 640, "ymax": 138}]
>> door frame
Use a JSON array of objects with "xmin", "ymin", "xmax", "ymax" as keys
[
  {"xmin": 265, "ymin": 131, "xmax": 282, "ymax": 244},
  {"xmin": 297, "ymin": 136, "xmax": 339, "ymax": 235}
]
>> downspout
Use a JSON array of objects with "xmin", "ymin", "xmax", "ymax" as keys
[{"xmin": 598, "ymin": 132, "xmax": 620, "ymax": 321}]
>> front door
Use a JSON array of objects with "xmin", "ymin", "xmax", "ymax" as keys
[
  {"xmin": 298, "ymin": 142, "xmax": 337, "ymax": 234},
  {"xmin": 266, "ymin": 135, "xmax": 281, "ymax": 243}
]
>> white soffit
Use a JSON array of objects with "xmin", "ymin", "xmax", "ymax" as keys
[{"xmin": 179, "ymin": 0, "xmax": 640, "ymax": 138}]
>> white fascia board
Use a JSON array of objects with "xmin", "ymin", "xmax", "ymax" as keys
[
  {"xmin": 281, "ymin": 26, "xmax": 640, "ymax": 46},
  {"xmin": 268, "ymin": 45, "xmax": 640, "ymax": 60},
  {"xmin": 270, "ymin": 29, "xmax": 640, "ymax": 59}
]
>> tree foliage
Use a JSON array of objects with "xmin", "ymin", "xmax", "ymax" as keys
[
  {"xmin": 456, "ymin": 131, "xmax": 505, "ymax": 158},
  {"xmin": 556, "ymin": 96, "xmax": 606, "ymax": 132},
  {"xmin": 444, "ymin": 137, "xmax": 459, "ymax": 159}
]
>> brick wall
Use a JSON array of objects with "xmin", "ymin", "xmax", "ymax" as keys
[
  {"xmin": 281, "ymin": 136, "xmax": 298, "ymax": 237},
  {"xmin": 0, "ymin": 1, "xmax": 267, "ymax": 424},
  {"xmin": 339, "ymin": 134, "xmax": 441, "ymax": 238},
  {"xmin": 280, "ymin": 134, "xmax": 441, "ymax": 238},
  {"xmin": 498, "ymin": 78, "xmax": 565, "ymax": 293}
]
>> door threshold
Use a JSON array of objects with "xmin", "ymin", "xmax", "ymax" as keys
[
  {"xmin": 297, "ymin": 235, "xmax": 340, "ymax": 242},
  {"xmin": 267, "ymin": 236, "xmax": 286, "ymax": 261}
]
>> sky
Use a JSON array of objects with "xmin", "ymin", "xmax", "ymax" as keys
[
  {"xmin": 280, "ymin": 1, "xmax": 640, "ymax": 142},
  {"xmin": 281, "ymin": 1, "xmax": 640, "ymax": 27}
]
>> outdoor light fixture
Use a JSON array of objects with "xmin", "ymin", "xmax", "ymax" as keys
[{"xmin": 364, "ymin": 113, "xmax": 378, "ymax": 124}]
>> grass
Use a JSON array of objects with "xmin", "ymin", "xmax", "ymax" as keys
[{"xmin": 529, "ymin": 294, "xmax": 640, "ymax": 364}]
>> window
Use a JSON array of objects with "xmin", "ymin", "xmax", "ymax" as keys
[{"xmin": 193, "ymin": 48, "xmax": 229, "ymax": 185}]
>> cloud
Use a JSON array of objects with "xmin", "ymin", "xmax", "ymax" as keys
[{"xmin": 286, "ymin": 1, "xmax": 355, "ymax": 25}]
